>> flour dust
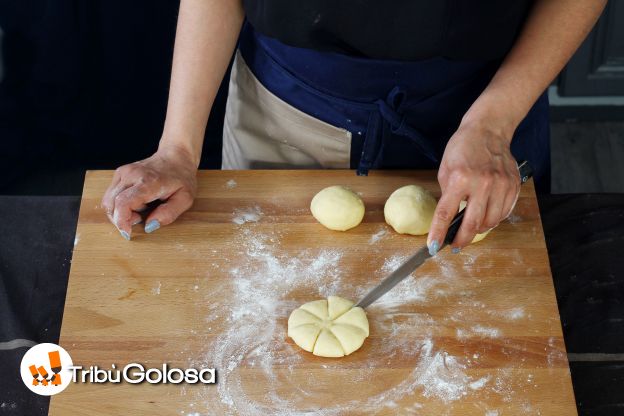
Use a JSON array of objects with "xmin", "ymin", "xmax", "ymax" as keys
[{"xmin": 181, "ymin": 220, "xmax": 532, "ymax": 414}]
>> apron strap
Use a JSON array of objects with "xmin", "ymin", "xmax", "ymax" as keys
[{"xmin": 357, "ymin": 86, "xmax": 439, "ymax": 176}]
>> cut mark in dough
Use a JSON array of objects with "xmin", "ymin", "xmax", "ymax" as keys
[{"xmin": 288, "ymin": 296, "xmax": 370, "ymax": 357}]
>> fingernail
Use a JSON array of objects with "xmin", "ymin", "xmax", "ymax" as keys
[
  {"xmin": 145, "ymin": 220, "xmax": 161, "ymax": 234},
  {"xmin": 428, "ymin": 240, "xmax": 440, "ymax": 256},
  {"xmin": 451, "ymin": 247, "xmax": 461, "ymax": 254},
  {"xmin": 119, "ymin": 230, "xmax": 131, "ymax": 241},
  {"xmin": 132, "ymin": 218, "xmax": 143, "ymax": 226}
]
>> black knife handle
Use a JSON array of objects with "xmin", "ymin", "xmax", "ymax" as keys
[
  {"xmin": 517, "ymin": 160, "xmax": 533, "ymax": 184},
  {"xmin": 443, "ymin": 160, "xmax": 533, "ymax": 246}
]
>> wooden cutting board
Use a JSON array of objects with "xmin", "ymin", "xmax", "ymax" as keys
[{"xmin": 49, "ymin": 170, "xmax": 576, "ymax": 415}]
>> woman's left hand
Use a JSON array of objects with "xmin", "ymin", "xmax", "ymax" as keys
[{"xmin": 426, "ymin": 120, "xmax": 520, "ymax": 255}]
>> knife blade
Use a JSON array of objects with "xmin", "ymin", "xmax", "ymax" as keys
[{"xmin": 354, "ymin": 160, "xmax": 533, "ymax": 309}]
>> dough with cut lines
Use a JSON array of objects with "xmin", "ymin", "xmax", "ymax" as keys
[
  {"xmin": 310, "ymin": 186, "xmax": 365, "ymax": 231},
  {"xmin": 287, "ymin": 296, "xmax": 369, "ymax": 357}
]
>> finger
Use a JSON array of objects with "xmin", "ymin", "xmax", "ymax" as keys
[
  {"xmin": 503, "ymin": 173, "xmax": 521, "ymax": 219},
  {"xmin": 144, "ymin": 190, "xmax": 194, "ymax": 233},
  {"xmin": 113, "ymin": 184, "xmax": 154, "ymax": 239},
  {"xmin": 427, "ymin": 187, "xmax": 465, "ymax": 256},
  {"xmin": 108, "ymin": 201, "xmax": 147, "ymax": 226},
  {"xmin": 105, "ymin": 182, "xmax": 132, "ymax": 229},
  {"xmin": 503, "ymin": 187, "xmax": 520, "ymax": 220},
  {"xmin": 102, "ymin": 175, "xmax": 124, "ymax": 216},
  {"xmin": 131, "ymin": 212, "xmax": 143, "ymax": 226},
  {"xmin": 452, "ymin": 192, "xmax": 488, "ymax": 250},
  {"xmin": 480, "ymin": 183, "xmax": 506, "ymax": 233}
]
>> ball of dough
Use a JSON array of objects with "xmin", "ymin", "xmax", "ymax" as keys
[
  {"xmin": 288, "ymin": 296, "xmax": 369, "ymax": 357},
  {"xmin": 384, "ymin": 185, "xmax": 437, "ymax": 235},
  {"xmin": 459, "ymin": 201, "xmax": 490, "ymax": 243},
  {"xmin": 310, "ymin": 186, "xmax": 365, "ymax": 231}
]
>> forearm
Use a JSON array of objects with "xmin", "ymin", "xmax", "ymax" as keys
[
  {"xmin": 160, "ymin": 0, "xmax": 244, "ymax": 166},
  {"xmin": 462, "ymin": 0, "xmax": 607, "ymax": 141}
]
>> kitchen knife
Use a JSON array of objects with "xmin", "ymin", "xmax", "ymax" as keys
[{"xmin": 354, "ymin": 160, "xmax": 533, "ymax": 309}]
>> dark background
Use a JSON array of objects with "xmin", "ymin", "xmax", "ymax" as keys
[
  {"xmin": 0, "ymin": 0, "xmax": 227, "ymax": 195},
  {"xmin": 0, "ymin": 1, "xmax": 623, "ymax": 415}
]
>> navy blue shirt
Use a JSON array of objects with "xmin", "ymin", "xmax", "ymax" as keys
[{"xmin": 243, "ymin": 0, "xmax": 534, "ymax": 61}]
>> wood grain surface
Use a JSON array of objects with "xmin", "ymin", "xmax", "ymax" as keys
[{"xmin": 49, "ymin": 170, "xmax": 576, "ymax": 415}]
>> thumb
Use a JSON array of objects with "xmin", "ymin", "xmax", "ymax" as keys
[{"xmin": 144, "ymin": 190, "xmax": 194, "ymax": 233}]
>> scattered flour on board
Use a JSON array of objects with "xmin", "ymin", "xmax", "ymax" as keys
[
  {"xmin": 411, "ymin": 339, "xmax": 473, "ymax": 402},
  {"xmin": 370, "ymin": 254, "xmax": 455, "ymax": 308},
  {"xmin": 179, "ymin": 228, "xmax": 510, "ymax": 415},
  {"xmin": 175, "ymin": 207, "xmax": 539, "ymax": 414},
  {"xmin": 504, "ymin": 307, "xmax": 525, "ymax": 320},
  {"xmin": 369, "ymin": 228, "xmax": 387, "ymax": 244},
  {"xmin": 455, "ymin": 324, "xmax": 502, "ymax": 340},
  {"xmin": 381, "ymin": 254, "xmax": 406, "ymax": 273},
  {"xmin": 471, "ymin": 325, "xmax": 502, "ymax": 338},
  {"xmin": 151, "ymin": 281, "xmax": 161, "ymax": 295},
  {"xmin": 225, "ymin": 179, "xmax": 237, "ymax": 189},
  {"xmin": 232, "ymin": 205, "xmax": 263, "ymax": 224},
  {"xmin": 469, "ymin": 376, "xmax": 490, "ymax": 390}
]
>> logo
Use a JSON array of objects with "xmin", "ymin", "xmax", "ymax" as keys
[
  {"xmin": 20, "ymin": 343, "xmax": 216, "ymax": 395},
  {"xmin": 20, "ymin": 343, "xmax": 73, "ymax": 396},
  {"xmin": 69, "ymin": 364, "xmax": 216, "ymax": 384}
]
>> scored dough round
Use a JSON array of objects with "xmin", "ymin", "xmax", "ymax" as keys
[
  {"xmin": 384, "ymin": 185, "xmax": 437, "ymax": 235},
  {"xmin": 459, "ymin": 201, "xmax": 490, "ymax": 243},
  {"xmin": 310, "ymin": 186, "xmax": 365, "ymax": 231},
  {"xmin": 288, "ymin": 296, "xmax": 369, "ymax": 357}
]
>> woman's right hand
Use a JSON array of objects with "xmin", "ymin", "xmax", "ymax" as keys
[{"xmin": 101, "ymin": 143, "xmax": 198, "ymax": 240}]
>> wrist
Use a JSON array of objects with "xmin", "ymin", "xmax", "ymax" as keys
[
  {"xmin": 157, "ymin": 136, "xmax": 202, "ymax": 168},
  {"xmin": 460, "ymin": 90, "xmax": 525, "ymax": 145}
]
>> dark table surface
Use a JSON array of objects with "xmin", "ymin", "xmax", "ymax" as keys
[{"xmin": 1, "ymin": 193, "xmax": 623, "ymax": 416}]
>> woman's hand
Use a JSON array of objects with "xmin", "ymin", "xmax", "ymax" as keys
[
  {"xmin": 427, "ymin": 119, "xmax": 520, "ymax": 255},
  {"xmin": 422, "ymin": 0, "xmax": 607, "ymax": 256},
  {"xmin": 99, "ymin": 0, "xmax": 244, "ymax": 240},
  {"xmin": 101, "ymin": 143, "xmax": 198, "ymax": 240}
]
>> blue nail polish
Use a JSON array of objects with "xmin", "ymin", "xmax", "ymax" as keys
[
  {"xmin": 452, "ymin": 247, "xmax": 461, "ymax": 254},
  {"xmin": 119, "ymin": 230, "xmax": 131, "ymax": 241},
  {"xmin": 145, "ymin": 220, "xmax": 161, "ymax": 234},
  {"xmin": 428, "ymin": 240, "xmax": 440, "ymax": 256}
]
